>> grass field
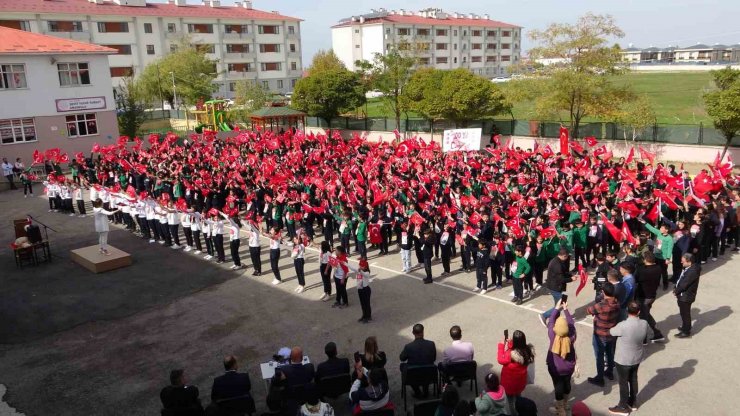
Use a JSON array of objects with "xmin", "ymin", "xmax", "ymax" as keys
[{"xmin": 355, "ymin": 71, "xmax": 716, "ymax": 125}]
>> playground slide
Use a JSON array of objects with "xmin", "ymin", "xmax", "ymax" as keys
[{"xmin": 219, "ymin": 122, "xmax": 231, "ymax": 131}]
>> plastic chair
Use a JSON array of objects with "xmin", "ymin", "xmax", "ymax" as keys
[
  {"xmin": 413, "ymin": 399, "xmax": 441, "ymax": 416},
  {"xmin": 400, "ymin": 365, "xmax": 439, "ymax": 411},
  {"xmin": 439, "ymin": 360, "xmax": 478, "ymax": 395},
  {"xmin": 317, "ymin": 373, "xmax": 352, "ymax": 399}
]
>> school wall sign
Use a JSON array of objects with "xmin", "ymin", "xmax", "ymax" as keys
[{"xmin": 55, "ymin": 97, "xmax": 107, "ymax": 113}]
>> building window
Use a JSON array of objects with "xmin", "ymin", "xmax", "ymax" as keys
[
  {"xmin": 397, "ymin": 28, "xmax": 410, "ymax": 36},
  {"xmin": 502, "ymin": 43, "xmax": 510, "ymax": 49},
  {"xmin": 463, "ymin": 57, "xmax": 467, "ymax": 63},
  {"xmin": 486, "ymin": 56, "xmax": 497, "ymax": 63},
  {"xmin": 453, "ymin": 44, "xmax": 458, "ymax": 50},
  {"xmin": 502, "ymin": 30, "xmax": 511, "ymax": 37},
  {"xmin": 262, "ymin": 80, "xmax": 269, "ymax": 89},
  {"xmin": 435, "ymin": 43, "xmax": 447, "ymax": 50},
  {"xmin": 354, "ymin": 29, "xmax": 359, "ymax": 34},
  {"xmin": 472, "ymin": 43, "xmax": 482, "ymax": 50},
  {"xmin": 290, "ymin": 61, "xmax": 297, "ymax": 71},
  {"xmin": 169, "ymin": 44, "xmax": 178, "ymax": 53},
  {"xmin": 288, "ymin": 26, "xmax": 295, "ymax": 35},
  {"xmin": 436, "ymin": 57, "xmax": 448, "ymax": 64},
  {"xmin": 66, "ymin": 113, "xmax": 98, "ymax": 138},
  {"xmin": 225, "ymin": 24, "xmax": 249, "ymax": 34},
  {"xmin": 188, "ymin": 24, "xmax": 213, "ymax": 34},
  {"xmin": 110, "ymin": 67, "xmax": 134, "ymax": 77},
  {"xmin": 229, "ymin": 82, "xmax": 236, "ymax": 92},
  {"xmin": 290, "ymin": 44, "xmax": 296, "ymax": 53},
  {"xmin": 487, "ymin": 30, "xmax": 497, "ymax": 37},
  {"xmin": 385, "ymin": 28, "xmax": 390, "ymax": 34},
  {"xmin": 258, "ymin": 25, "xmax": 280, "ymax": 34},
  {"xmin": 472, "ymin": 30, "xmax": 482, "ymax": 37},
  {"xmin": 291, "ymin": 79, "xmax": 296, "ymax": 88},
  {"xmin": 47, "ymin": 21, "xmax": 83, "ymax": 32},
  {"xmin": 0, "ymin": 64, "xmax": 27, "ymax": 89},
  {"xmin": 471, "ymin": 56, "xmax": 482, "ymax": 63},
  {"xmin": 436, "ymin": 29, "xmax": 447, "ymax": 36},
  {"xmin": 453, "ymin": 30, "xmax": 458, "ymax": 36},
  {"xmin": 104, "ymin": 44, "xmax": 132, "ymax": 55},
  {"xmin": 97, "ymin": 22, "xmax": 129, "ymax": 33},
  {"xmin": 146, "ymin": 44, "xmax": 155, "ymax": 55},
  {"xmin": 417, "ymin": 29, "xmax": 430, "ymax": 36},
  {"xmin": 226, "ymin": 44, "xmax": 250, "ymax": 53},
  {"xmin": 487, "ymin": 43, "xmax": 497, "ymax": 50},
  {"xmin": 196, "ymin": 44, "xmax": 216, "ymax": 54},
  {"xmin": 355, "ymin": 44, "xmax": 360, "ymax": 49},
  {"xmin": 0, "ymin": 20, "xmax": 31, "ymax": 31},
  {"xmin": 462, "ymin": 44, "xmax": 467, "ymax": 50},
  {"xmin": 144, "ymin": 23, "xmax": 152, "ymax": 33},
  {"xmin": 259, "ymin": 44, "xmax": 281, "ymax": 53},
  {"xmin": 260, "ymin": 62, "xmax": 282, "ymax": 71},
  {"xmin": 463, "ymin": 30, "xmax": 467, "ymax": 37},
  {"xmin": 167, "ymin": 23, "xmax": 176, "ymax": 33},
  {"xmin": 453, "ymin": 57, "xmax": 458, "ymax": 64},
  {"xmin": 58, "ymin": 63, "xmax": 90, "ymax": 86},
  {"xmin": 514, "ymin": 43, "xmax": 518, "ymax": 49},
  {"xmin": 418, "ymin": 57, "xmax": 430, "ymax": 65},
  {"xmin": 501, "ymin": 55, "xmax": 511, "ymax": 62},
  {"xmin": 0, "ymin": 118, "xmax": 36, "ymax": 144},
  {"xmin": 227, "ymin": 63, "xmax": 253, "ymax": 72},
  {"xmin": 277, "ymin": 80, "xmax": 283, "ymax": 89}
]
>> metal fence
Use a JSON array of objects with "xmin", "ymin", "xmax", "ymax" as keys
[{"xmin": 305, "ymin": 117, "xmax": 739, "ymax": 147}]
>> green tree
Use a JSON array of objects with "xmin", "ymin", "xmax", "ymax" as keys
[
  {"xmin": 233, "ymin": 80, "xmax": 270, "ymax": 121},
  {"xmin": 292, "ymin": 69, "xmax": 366, "ymax": 127},
  {"xmin": 705, "ymin": 67, "xmax": 740, "ymax": 159},
  {"xmin": 356, "ymin": 43, "xmax": 418, "ymax": 129},
  {"xmin": 614, "ymin": 95, "xmax": 656, "ymax": 141},
  {"xmin": 402, "ymin": 67, "xmax": 446, "ymax": 124},
  {"xmin": 520, "ymin": 13, "xmax": 632, "ymax": 137},
  {"xmin": 438, "ymin": 69, "xmax": 510, "ymax": 127},
  {"xmin": 116, "ymin": 76, "xmax": 147, "ymax": 138},
  {"xmin": 306, "ymin": 49, "xmax": 346, "ymax": 74},
  {"xmin": 138, "ymin": 43, "xmax": 217, "ymax": 108}
]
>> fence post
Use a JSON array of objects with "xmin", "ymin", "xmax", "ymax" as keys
[
  {"xmin": 652, "ymin": 124, "xmax": 658, "ymax": 142},
  {"xmin": 384, "ymin": 118, "xmax": 387, "ymax": 131},
  {"xmin": 365, "ymin": 117, "xmax": 368, "ymax": 131},
  {"xmin": 698, "ymin": 122, "xmax": 704, "ymax": 145},
  {"xmin": 510, "ymin": 119, "xmax": 515, "ymax": 136}
]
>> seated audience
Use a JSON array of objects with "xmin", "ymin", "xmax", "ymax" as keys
[
  {"xmin": 399, "ymin": 323, "xmax": 437, "ymax": 397},
  {"xmin": 442, "ymin": 325, "xmax": 475, "ymax": 364},
  {"xmin": 160, "ymin": 369, "xmax": 205, "ymax": 416},
  {"xmin": 350, "ymin": 362, "xmax": 392, "ymax": 414},
  {"xmin": 315, "ymin": 342, "xmax": 350, "ymax": 382}
]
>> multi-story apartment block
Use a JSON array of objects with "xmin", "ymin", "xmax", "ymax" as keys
[
  {"xmin": 0, "ymin": 0, "xmax": 303, "ymax": 97},
  {"xmin": 331, "ymin": 8, "xmax": 522, "ymax": 78},
  {"xmin": 0, "ymin": 26, "xmax": 119, "ymax": 164},
  {"xmin": 621, "ymin": 43, "xmax": 740, "ymax": 64}
]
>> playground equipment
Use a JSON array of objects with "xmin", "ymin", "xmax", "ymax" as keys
[{"xmin": 192, "ymin": 99, "xmax": 233, "ymax": 133}]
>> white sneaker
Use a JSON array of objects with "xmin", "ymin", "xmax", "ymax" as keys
[
  {"xmin": 69, "ymin": 213, "xmax": 75, "ymax": 217},
  {"xmin": 24, "ymin": 195, "xmax": 27, "ymax": 198},
  {"xmin": 171, "ymin": 244, "xmax": 180, "ymax": 249},
  {"xmin": 184, "ymin": 246, "xmax": 192, "ymax": 252},
  {"xmin": 472, "ymin": 287, "xmax": 480, "ymax": 292},
  {"xmin": 272, "ymin": 279, "xmax": 281, "ymax": 285},
  {"xmin": 480, "ymin": 289, "xmax": 487, "ymax": 295},
  {"xmin": 319, "ymin": 293, "xmax": 327, "ymax": 301},
  {"xmin": 323, "ymin": 293, "xmax": 333, "ymax": 301},
  {"xmin": 159, "ymin": 241, "xmax": 165, "ymax": 245},
  {"xmin": 48, "ymin": 209, "xmax": 53, "ymax": 212},
  {"xmin": 149, "ymin": 239, "xmax": 155, "ymax": 243},
  {"xmin": 534, "ymin": 284, "xmax": 541, "ymax": 291},
  {"xmin": 204, "ymin": 254, "xmax": 212, "ymax": 260},
  {"xmin": 193, "ymin": 250, "xmax": 201, "ymax": 254},
  {"xmin": 296, "ymin": 285, "xmax": 305, "ymax": 294},
  {"xmin": 230, "ymin": 265, "xmax": 238, "ymax": 270},
  {"xmin": 712, "ymin": 257, "xmax": 718, "ymax": 262}
]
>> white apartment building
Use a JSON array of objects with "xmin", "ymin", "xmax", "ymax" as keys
[
  {"xmin": 0, "ymin": 26, "xmax": 119, "ymax": 164},
  {"xmin": 0, "ymin": 0, "xmax": 303, "ymax": 98},
  {"xmin": 331, "ymin": 8, "xmax": 522, "ymax": 77}
]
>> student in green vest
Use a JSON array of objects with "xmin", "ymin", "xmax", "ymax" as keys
[
  {"xmin": 356, "ymin": 213, "xmax": 368, "ymax": 258},
  {"xmin": 640, "ymin": 218, "xmax": 675, "ymax": 290},
  {"xmin": 573, "ymin": 219, "xmax": 588, "ymax": 272},
  {"xmin": 511, "ymin": 245, "xmax": 532, "ymax": 305}
]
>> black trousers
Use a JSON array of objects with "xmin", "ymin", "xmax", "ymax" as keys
[
  {"xmin": 640, "ymin": 298, "xmax": 662, "ymax": 336},
  {"xmin": 549, "ymin": 371, "xmax": 571, "ymax": 401},
  {"xmin": 149, "ymin": 219, "xmax": 160, "ymax": 240},
  {"xmin": 205, "ymin": 235, "xmax": 214, "ymax": 256},
  {"xmin": 574, "ymin": 246, "xmax": 587, "ymax": 269},
  {"xmin": 658, "ymin": 259, "xmax": 669, "ymax": 286},
  {"xmin": 320, "ymin": 263, "xmax": 332, "ymax": 294},
  {"xmin": 358, "ymin": 286, "xmax": 372, "ymax": 319},
  {"xmin": 138, "ymin": 217, "xmax": 149, "ymax": 238},
  {"xmin": 183, "ymin": 226, "xmax": 193, "ymax": 247},
  {"xmin": 357, "ymin": 241, "xmax": 367, "ymax": 258},
  {"xmin": 270, "ymin": 249, "xmax": 281, "ymax": 280},
  {"xmin": 169, "ymin": 224, "xmax": 180, "ymax": 246},
  {"xmin": 294, "ymin": 258, "xmax": 305, "ymax": 286},
  {"xmin": 213, "ymin": 234, "xmax": 225, "ymax": 261},
  {"xmin": 160, "ymin": 223, "xmax": 172, "ymax": 246},
  {"xmin": 230, "ymin": 239, "xmax": 241, "ymax": 266},
  {"xmin": 441, "ymin": 246, "xmax": 451, "ymax": 273},
  {"xmin": 192, "ymin": 230, "xmax": 202, "ymax": 251},
  {"xmin": 616, "ymin": 363, "xmax": 640, "ymax": 408},
  {"xmin": 23, "ymin": 182, "xmax": 33, "ymax": 195},
  {"xmin": 423, "ymin": 256, "xmax": 433, "ymax": 282},
  {"xmin": 513, "ymin": 277, "xmax": 524, "ymax": 299},
  {"xmin": 476, "ymin": 268, "xmax": 488, "ymax": 290},
  {"xmin": 77, "ymin": 200, "xmax": 87, "ymax": 215},
  {"xmin": 340, "ymin": 234, "xmax": 350, "ymax": 253},
  {"xmin": 335, "ymin": 277, "xmax": 348, "ymax": 305},
  {"xmin": 249, "ymin": 246, "xmax": 262, "ymax": 273},
  {"xmin": 678, "ymin": 300, "xmax": 693, "ymax": 333}
]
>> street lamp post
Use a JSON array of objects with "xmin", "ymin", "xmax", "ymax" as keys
[{"xmin": 169, "ymin": 71, "xmax": 178, "ymax": 116}]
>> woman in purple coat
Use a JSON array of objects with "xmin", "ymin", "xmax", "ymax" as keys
[{"xmin": 546, "ymin": 299, "xmax": 576, "ymax": 416}]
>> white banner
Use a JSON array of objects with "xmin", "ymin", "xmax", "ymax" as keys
[
  {"xmin": 442, "ymin": 128, "xmax": 482, "ymax": 152},
  {"xmin": 55, "ymin": 96, "xmax": 107, "ymax": 113}
]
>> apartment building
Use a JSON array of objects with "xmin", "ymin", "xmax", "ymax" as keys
[
  {"xmin": 621, "ymin": 43, "xmax": 740, "ymax": 64},
  {"xmin": 0, "ymin": 0, "xmax": 303, "ymax": 97},
  {"xmin": 331, "ymin": 8, "xmax": 522, "ymax": 78},
  {"xmin": 0, "ymin": 26, "xmax": 118, "ymax": 164}
]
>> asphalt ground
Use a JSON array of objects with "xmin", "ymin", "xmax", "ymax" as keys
[{"xmin": 0, "ymin": 189, "xmax": 738, "ymax": 416}]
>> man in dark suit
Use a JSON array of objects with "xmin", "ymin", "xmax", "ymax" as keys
[
  {"xmin": 399, "ymin": 323, "xmax": 437, "ymax": 397},
  {"xmin": 274, "ymin": 347, "xmax": 316, "ymax": 415},
  {"xmin": 210, "ymin": 355, "xmax": 253, "ymax": 413},
  {"xmin": 315, "ymin": 342, "xmax": 350, "ymax": 383},
  {"xmin": 674, "ymin": 253, "xmax": 701, "ymax": 338},
  {"xmin": 160, "ymin": 369, "xmax": 205, "ymax": 416}
]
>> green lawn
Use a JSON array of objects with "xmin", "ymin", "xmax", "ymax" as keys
[{"xmin": 354, "ymin": 72, "xmax": 716, "ymax": 125}]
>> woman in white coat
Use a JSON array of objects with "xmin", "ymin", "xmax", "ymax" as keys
[{"xmin": 93, "ymin": 198, "xmax": 119, "ymax": 255}]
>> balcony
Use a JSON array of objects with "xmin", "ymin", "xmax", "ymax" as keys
[
  {"xmin": 225, "ymin": 52, "xmax": 255, "ymax": 60},
  {"xmin": 224, "ymin": 31, "xmax": 254, "ymax": 40},
  {"xmin": 43, "ymin": 30, "xmax": 91, "ymax": 41},
  {"xmin": 227, "ymin": 70, "xmax": 256, "ymax": 78}
]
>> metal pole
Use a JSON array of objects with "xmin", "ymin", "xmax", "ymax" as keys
[{"xmin": 170, "ymin": 71, "xmax": 178, "ymax": 117}]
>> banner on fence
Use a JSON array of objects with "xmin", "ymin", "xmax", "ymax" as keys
[{"xmin": 442, "ymin": 128, "xmax": 482, "ymax": 152}]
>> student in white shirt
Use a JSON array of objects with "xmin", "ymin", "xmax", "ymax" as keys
[
  {"xmin": 319, "ymin": 241, "xmax": 334, "ymax": 301},
  {"xmin": 181, "ymin": 210, "xmax": 193, "ymax": 251},
  {"xmin": 73, "ymin": 184, "xmax": 86, "ymax": 217},
  {"xmin": 201, "ymin": 209, "xmax": 214, "ymax": 259},
  {"xmin": 190, "ymin": 211, "xmax": 203, "ymax": 254},
  {"xmin": 60, "ymin": 183, "xmax": 74, "ymax": 216},
  {"xmin": 44, "ymin": 181, "xmax": 56, "ymax": 212},
  {"xmin": 166, "ymin": 201, "xmax": 181, "ymax": 249},
  {"xmin": 156, "ymin": 205, "xmax": 171, "ymax": 246},
  {"xmin": 356, "ymin": 258, "xmax": 372, "ymax": 323},
  {"xmin": 221, "ymin": 211, "xmax": 244, "ymax": 270},
  {"xmin": 93, "ymin": 198, "xmax": 119, "ymax": 255},
  {"xmin": 247, "ymin": 221, "xmax": 262, "ymax": 275},
  {"xmin": 209, "ymin": 211, "xmax": 226, "ymax": 263},
  {"xmin": 136, "ymin": 198, "xmax": 149, "ymax": 239},
  {"xmin": 145, "ymin": 199, "xmax": 159, "ymax": 243},
  {"xmin": 268, "ymin": 226, "xmax": 282, "ymax": 285},
  {"xmin": 291, "ymin": 236, "xmax": 306, "ymax": 293}
]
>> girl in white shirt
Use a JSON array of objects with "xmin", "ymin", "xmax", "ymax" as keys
[
  {"xmin": 268, "ymin": 226, "xmax": 282, "ymax": 285},
  {"xmin": 221, "ymin": 211, "xmax": 244, "ymax": 270},
  {"xmin": 156, "ymin": 205, "xmax": 171, "ymax": 246},
  {"xmin": 319, "ymin": 240, "xmax": 333, "ymax": 301},
  {"xmin": 44, "ymin": 181, "xmax": 56, "ymax": 212},
  {"xmin": 166, "ymin": 201, "xmax": 181, "ymax": 249},
  {"xmin": 247, "ymin": 222, "xmax": 262, "ymax": 276},
  {"xmin": 201, "ymin": 209, "xmax": 213, "ymax": 260},
  {"xmin": 145, "ymin": 199, "xmax": 159, "ymax": 243},
  {"xmin": 190, "ymin": 212, "xmax": 202, "ymax": 254},
  {"xmin": 209, "ymin": 211, "xmax": 226, "ymax": 263},
  {"xmin": 291, "ymin": 235, "xmax": 306, "ymax": 293},
  {"xmin": 73, "ymin": 184, "xmax": 86, "ymax": 217},
  {"xmin": 356, "ymin": 259, "xmax": 372, "ymax": 323},
  {"xmin": 181, "ymin": 210, "xmax": 193, "ymax": 251},
  {"xmin": 93, "ymin": 198, "xmax": 119, "ymax": 255}
]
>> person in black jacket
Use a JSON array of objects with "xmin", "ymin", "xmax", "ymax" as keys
[
  {"xmin": 635, "ymin": 252, "xmax": 665, "ymax": 342},
  {"xmin": 539, "ymin": 249, "xmax": 574, "ymax": 325},
  {"xmin": 474, "ymin": 240, "xmax": 490, "ymax": 293},
  {"xmin": 674, "ymin": 253, "xmax": 701, "ymax": 338},
  {"xmin": 315, "ymin": 342, "xmax": 351, "ymax": 383},
  {"xmin": 399, "ymin": 324, "xmax": 437, "ymax": 397},
  {"xmin": 210, "ymin": 356, "xmax": 252, "ymax": 413},
  {"xmin": 440, "ymin": 225, "xmax": 454, "ymax": 275},
  {"xmin": 592, "ymin": 253, "xmax": 612, "ymax": 302},
  {"xmin": 160, "ymin": 369, "xmax": 205, "ymax": 415},
  {"xmin": 422, "ymin": 230, "xmax": 435, "ymax": 284}
]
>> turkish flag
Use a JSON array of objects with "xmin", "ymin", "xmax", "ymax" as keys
[
  {"xmin": 639, "ymin": 146, "xmax": 656, "ymax": 165},
  {"xmin": 645, "ymin": 200, "xmax": 660, "ymax": 222},
  {"xmin": 575, "ymin": 265, "xmax": 588, "ymax": 296},
  {"xmin": 622, "ymin": 221, "xmax": 638, "ymax": 245},
  {"xmin": 369, "ymin": 223, "xmax": 382, "ymax": 245},
  {"xmin": 540, "ymin": 227, "xmax": 557, "ymax": 239},
  {"xmin": 45, "ymin": 148, "xmax": 60, "ymax": 161},
  {"xmin": 32, "ymin": 150, "xmax": 44, "ymax": 165},
  {"xmin": 601, "ymin": 214, "xmax": 623, "ymax": 243},
  {"xmin": 559, "ymin": 126, "xmax": 570, "ymax": 155},
  {"xmin": 410, "ymin": 212, "xmax": 425, "ymax": 227},
  {"xmin": 469, "ymin": 211, "xmax": 482, "ymax": 225},
  {"xmin": 56, "ymin": 153, "xmax": 69, "ymax": 164},
  {"xmin": 593, "ymin": 145, "xmax": 607, "ymax": 158},
  {"xmin": 625, "ymin": 147, "xmax": 635, "ymax": 164},
  {"xmin": 585, "ymin": 136, "xmax": 598, "ymax": 147},
  {"xmin": 570, "ymin": 140, "xmax": 584, "ymax": 153}
]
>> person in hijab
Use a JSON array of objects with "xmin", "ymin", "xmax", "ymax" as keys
[{"xmin": 545, "ymin": 299, "xmax": 577, "ymax": 416}]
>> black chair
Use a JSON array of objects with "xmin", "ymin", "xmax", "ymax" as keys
[
  {"xmin": 162, "ymin": 405, "xmax": 205, "ymax": 416},
  {"xmin": 439, "ymin": 360, "xmax": 478, "ymax": 395},
  {"xmin": 401, "ymin": 365, "xmax": 439, "ymax": 411},
  {"xmin": 359, "ymin": 408, "xmax": 395, "ymax": 416},
  {"xmin": 317, "ymin": 373, "xmax": 352, "ymax": 399},
  {"xmin": 210, "ymin": 394, "xmax": 255, "ymax": 416},
  {"xmin": 412, "ymin": 399, "xmax": 441, "ymax": 416}
]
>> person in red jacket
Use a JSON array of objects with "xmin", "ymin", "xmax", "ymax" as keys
[{"xmin": 497, "ymin": 330, "xmax": 535, "ymax": 415}]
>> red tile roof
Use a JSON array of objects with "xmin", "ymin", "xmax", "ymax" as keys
[
  {"xmin": 332, "ymin": 14, "xmax": 520, "ymax": 29},
  {"xmin": 0, "ymin": 0, "xmax": 301, "ymax": 21},
  {"xmin": 0, "ymin": 26, "xmax": 118, "ymax": 54}
]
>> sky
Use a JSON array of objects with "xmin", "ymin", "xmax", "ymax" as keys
[{"xmin": 244, "ymin": 0, "xmax": 740, "ymax": 65}]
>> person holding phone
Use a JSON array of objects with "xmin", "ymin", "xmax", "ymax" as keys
[
  {"xmin": 545, "ymin": 298, "xmax": 577, "ymax": 416},
  {"xmin": 497, "ymin": 330, "xmax": 535, "ymax": 416},
  {"xmin": 539, "ymin": 249, "xmax": 575, "ymax": 326}
]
